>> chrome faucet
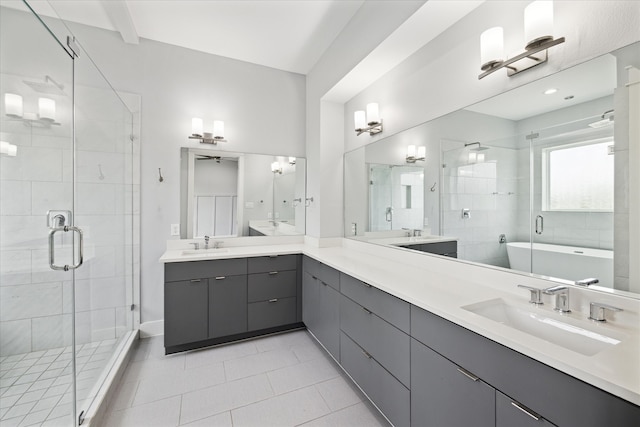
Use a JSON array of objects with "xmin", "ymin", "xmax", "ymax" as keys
[
  {"xmin": 190, "ymin": 242, "xmax": 200, "ymax": 250},
  {"xmin": 588, "ymin": 302, "xmax": 623, "ymax": 322},
  {"xmin": 575, "ymin": 278, "xmax": 599, "ymax": 287},
  {"xmin": 517, "ymin": 285, "xmax": 544, "ymax": 305},
  {"xmin": 204, "ymin": 235, "xmax": 210, "ymax": 249},
  {"xmin": 543, "ymin": 285, "xmax": 571, "ymax": 313},
  {"xmin": 413, "ymin": 229, "xmax": 422, "ymax": 237}
]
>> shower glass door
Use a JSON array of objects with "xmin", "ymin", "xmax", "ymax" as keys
[{"xmin": 369, "ymin": 164, "xmax": 424, "ymax": 232}]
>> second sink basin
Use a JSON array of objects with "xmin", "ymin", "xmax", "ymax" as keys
[{"xmin": 462, "ymin": 298, "xmax": 623, "ymax": 356}]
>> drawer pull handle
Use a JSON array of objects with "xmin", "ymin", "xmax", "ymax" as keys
[
  {"xmin": 363, "ymin": 283, "xmax": 372, "ymax": 288},
  {"xmin": 456, "ymin": 367, "xmax": 479, "ymax": 382},
  {"xmin": 321, "ymin": 281, "xmax": 328, "ymax": 286},
  {"xmin": 311, "ymin": 275, "xmax": 318, "ymax": 280},
  {"xmin": 510, "ymin": 402, "xmax": 540, "ymax": 421},
  {"xmin": 269, "ymin": 271, "xmax": 279, "ymax": 275},
  {"xmin": 361, "ymin": 350, "xmax": 372, "ymax": 359},
  {"xmin": 215, "ymin": 276, "xmax": 226, "ymax": 280},
  {"xmin": 362, "ymin": 306, "xmax": 372, "ymax": 315},
  {"xmin": 190, "ymin": 279, "xmax": 201, "ymax": 283},
  {"xmin": 268, "ymin": 298, "xmax": 278, "ymax": 303}
]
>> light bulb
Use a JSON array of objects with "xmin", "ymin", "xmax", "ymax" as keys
[
  {"xmin": 5, "ymin": 93, "xmax": 23, "ymax": 118},
  {"xmin": 38, "ymin": 98, "xmax": 56, "ymax": 122},
  {"xmin": 366, "ymin": 103, "xmax": 380, "ymax": 125},
  {"xmin": 354, "ymin": 110, "xmax": 366, "ymax": 130},
  {"xmin": 480, "ymin": 27, "xmax": 504, "ymax": 70},
  {"xmin": 213, "ymin": 120, "xmax": 225, "ymax": 139},
  {"xmin": 191, "ymin": 117, "xmax": 203, "ymax": 136},
  {"xmin": 407, "ymin": 145, "xmax": 416, "ymax": 158},
  {"xmin": 417, "ymin": 146, "xmax": 426, "ymax": 160},
  {"xmin": 524, "ymin": 0, "xmax": 554, "ymax": 49}
]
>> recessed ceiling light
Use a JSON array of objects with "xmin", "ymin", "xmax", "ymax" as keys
[{"xmin": 543, "ymin": 88, "xmax": 558, "ymax": 95}]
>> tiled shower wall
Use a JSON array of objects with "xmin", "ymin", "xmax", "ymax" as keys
[{"xmin": 0, "ymin": 73, "xmax": 140, "ymax": 357}]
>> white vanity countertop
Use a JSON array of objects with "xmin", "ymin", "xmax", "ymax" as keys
[{"xmin": 159, "ymin": 239, "xmax": 640, "ymax": 405}]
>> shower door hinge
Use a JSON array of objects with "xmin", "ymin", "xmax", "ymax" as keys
[
  {"xmin": 67, "ymin": 36, "xmax": 79, "ymax": 58},
  {"xmin": 78, "ymin": 410, "xmax": 85, "ymax": 425},
  {"xmin": 130, "ymin": 304, "xmax": 135, "ymax": 311}
]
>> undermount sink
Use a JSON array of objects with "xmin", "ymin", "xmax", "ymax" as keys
[
  {"xmin": 181, "ymin": 248, "xmax": 229, "ymax": 256},
  {"xmin": 462, "ymin": 298, "xmax": 623, "ymax": 356}
]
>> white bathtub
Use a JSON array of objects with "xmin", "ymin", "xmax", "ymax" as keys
[{"xmin": 506, "ymin": 242, "xmax": 613, "ymax": 288}]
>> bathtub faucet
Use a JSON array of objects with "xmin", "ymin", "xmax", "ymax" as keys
[{"xmin": 575, "ymin": 278, "xmax": 599, "ymax": 287}]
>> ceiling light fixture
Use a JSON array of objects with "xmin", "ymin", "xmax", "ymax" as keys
[
  {"xmin": 354, "ymin": 103, "xmax": 383, "ymax": 136},
  {"xmin": 406, "ymin": 145, "xmax": 426, "ymax": 163},
  {"xmin": 479, "ymin": 0, "xmax": 565, "ymax": 79},
  {"xmin": 543, "ymin": 88, "xmax": 558, "ymax": 95},
  {"xmin": 189, "ymin": 117, "xmax": 227, "ymax": 144}
]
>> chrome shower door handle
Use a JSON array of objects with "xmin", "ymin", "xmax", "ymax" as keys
[
  {"xmin": 385, "ymin": 207, "xmax": 393, "ymax": 222},
  {"xmin": 49, "ymin": 226, "xmax": 84, "ymax": 271},
  {"xmin": 535, "ymin": 215, "xmax": 544, "ymax": 235}
]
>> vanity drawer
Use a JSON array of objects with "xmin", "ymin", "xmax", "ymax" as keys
[
  {"xmin": 340, "ymin": 294, "xmax": 410, "ymax": 387},
  {"xmin": 302, "ymin": 256, "xmax": 339, "ymax": 290},
  {"xmin": 248, "ymin": 254, "xmax": 298, "ymax": 274},
  {"xmin": 340, "ymin": 273, "xmax": 410, "ymax": 333},
  {"xmin": 340, "ymin": 332, "xmax": 410, "ymax": 427},
  {"xmin": 248, "ymin": 296, "xmax": 297, "ymax": 330},
  {"xmin": 165, "ymin": 258, "xmax": 247, "ymax": 282},
  {"xmin": 248, "ymin": 270, "xmax": 297, "ymax": 302}
]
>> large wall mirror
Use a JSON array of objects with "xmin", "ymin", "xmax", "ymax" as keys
[
  {"xmin": 181, "ymin": 148, "xmax": 306, "ymax": 238},
  {"xmin": 344, "ymin": 41, "xmax": 639, "ymax": 296}
]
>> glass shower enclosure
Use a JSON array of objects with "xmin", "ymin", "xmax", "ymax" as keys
[{"xmin": 1, "ymin": 2, "xmax": 137, "ymax": 425}]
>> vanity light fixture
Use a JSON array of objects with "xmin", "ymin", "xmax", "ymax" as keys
[
  {"xmin": 271, "ymin": 161, "xmax": 282, "ymax": 174},
  {"xmin": 189, "ymin": 117, "xmax": 227, "ymax": 144},
  {"xmin": 354, "ymin": 103, "xmax": 383, "ymax": 136},
  {"xmin": 0, "ymin": 140, "xmax": 17, "ymax": 157},
  {"xmin": 478, "ymin": 0, "xmax": 565, "ymax": 80},
  {"xmin": 4, "ymin": 93, "xmax": 60, "ymax": 127},
  {"xmin": 406, "ymin": 145, "xmax": 426, "ymax": 163}
]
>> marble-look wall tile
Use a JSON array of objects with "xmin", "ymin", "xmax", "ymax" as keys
[
  {"xmin": 76, "ymin": 183, "xmax": 116, "ymax": 215},
  {"xmin": 0, "ymin": 181, "xmax": 31, "ymax": 215},
  {"xmin": 0, "ymin": 146, "xmax": 63, "ymax": 182},
  {"xmin": 0, "ymin": 216, "xmax": 45, "ymax": 250},
  {"xmin": 31, "ymin": 182, "xmax": 73, "ymax": 217},
  {"xmin": 0, "ymin": 249, "xmax": 31, "ymax": 286},
  {"xmin": 0, "ymin": 282, "xmax": 63, "ymax": 321},
  {"xmin": 32, "ymin": 314, "xmax": 66, "ymax": 352},
  {"xmin": 0, "ymin": 319, "xmax": 31, "ymax": 356}
]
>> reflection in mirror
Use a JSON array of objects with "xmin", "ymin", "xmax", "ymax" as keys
[
  {"xmin": 344, "ymin": 41, "xmax": 639, "ymax": 296},
  {"xmin": 181, "ymin": 148, "xmax": 306, "ymax": 239},
  {"xmin": 369, "ymin": 164, "xmax": 424, "ymax": 231}
]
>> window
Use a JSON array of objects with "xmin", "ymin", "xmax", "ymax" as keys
[{"xmin": 542, "ymin": 139, "xmax": 613, "ymax": 212}]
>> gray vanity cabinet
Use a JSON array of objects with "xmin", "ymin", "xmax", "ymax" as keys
[
  {"xmin": 209, "ymin": 275, "xmax": 247, "ymax": 338},
  {"xmin": 401, "ymin": 240, "xmax": 457, "ymax": 258},
  {"xmin": 165, "ymin": 279, "xmax": 209, "ymax": 347},
  {"xmin": 411, "ymin": 338, "xmax": 495, "ymax": 427},
  {"xmin": 302, "ymin": 257, "xmax": 340, "ymax": 359}
]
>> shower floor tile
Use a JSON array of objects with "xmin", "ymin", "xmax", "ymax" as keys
[{"xmin": 0, "ymin": 338, "xmax": 120, "ymax": 427}]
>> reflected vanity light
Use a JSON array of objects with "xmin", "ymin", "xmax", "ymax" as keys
[
  {"xmin": 354, "ymin": 102, "xmax": 383, "ymax": 136},
  {"xmin": 478, "ymin": 0, "xmax": 565, "ymax": 79},
  {"xmin": 4, "ymin": 93, "xmax": 60, "ymax": 127},
  {"xmin": 406, "ymin": 145, "xmax": 426, "ymax": 163},
  {"xmin": 189, "ymin": 117, "xmax": 227, "ymax": 144},
  {"xmin": 0, "ymin": 140, "xmax": 17, "ymax": 157},
  {"xmin": 271, "ymin": 161, "xmax": 282, "ymax": 174},
  {"xmin": 289, "ymin": 157, "xmax": 296, "ymax": 165}
]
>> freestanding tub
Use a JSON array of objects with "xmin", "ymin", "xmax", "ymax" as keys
[{"xmin": 506, "ymin": 242, "xmax": 613, "ymax": 288}]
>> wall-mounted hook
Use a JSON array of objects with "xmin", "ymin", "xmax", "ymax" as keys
[
  {"xmin": 158, "ymin": 168, "xmax": 164, "ymax": 182},
  {"xmin": 98, "ymin": 164, "xmax": 105, "ymax": 181},
  {"xmin": 430, "ymin": 182, "xmax": 437, "ymax": 192},
  {"xmin": 292, "ymin": 197, "xmax": 302, "ymax": 207},
  {"xmin": 305, "ymin": 197, "xmax": 314, "ymax": 207}
]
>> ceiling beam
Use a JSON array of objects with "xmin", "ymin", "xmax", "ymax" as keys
[{"xmin": 100, "ymin": 0, "xmax": 139, "ymax": 44}]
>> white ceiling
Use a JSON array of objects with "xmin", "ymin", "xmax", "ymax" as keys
[{"xmin": 5, "ymin": 0, "xmax": 366, "ymax": 75}]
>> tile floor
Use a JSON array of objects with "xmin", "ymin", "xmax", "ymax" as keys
[
  {"xmin": 103, "ymin": 330, "xmax": 390, "ymax": 427},
  {"xmin": 0, "ymin": 339, "xmax": 119, "ymax": 427}
]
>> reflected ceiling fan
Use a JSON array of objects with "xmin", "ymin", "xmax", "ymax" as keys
[{"xmin": 195, "ymin": 155, "xmax": 237, "ymax": 163}]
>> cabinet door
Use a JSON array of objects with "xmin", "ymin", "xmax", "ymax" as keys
[
  {"xmin": 316, "ymin": 281, "xmax": 340, "ymax": 360},
  {"xmin": 496, "ymin": 391, "xmax": 557, "ymax": 427},
  {"xmin": 165, "ymin": 280, "xmax": 208, "ymax": 347},
  {"xmin": 209, "ymin": 275, "xmax": 247, "ymax": 338},
  {"xmin": 302, "ymin": 272, "xmax": 319, "ymax": 332},
  {"xmin": 411, "ymin": 338, "xmax": 495, "ymax": 427}
]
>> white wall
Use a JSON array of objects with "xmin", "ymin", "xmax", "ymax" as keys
[{"xmin": 64, "ymin": 22, "xmax": 306, "ymax": 323}]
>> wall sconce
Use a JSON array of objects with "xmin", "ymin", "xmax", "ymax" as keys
[
  {"xmin": 288, "ymin": 157, "xmax": 296, "ymax": 165},
  {"xmin": 354, "ymin": 103, "xmax": 383, "ymax": 136},
  {"xmin": 271, "ymin": 161, "xmax": 282, "ymax": 174},
  {"xmin": 189, "ymin": 117, "xmax": 227, "ymax": 144},
  {"xmin": 478, "ymin": 0, "xmax": 565, "ymax": 79},
  {"xmin": 406, "ymin": 145, "xmax": 426, "ymax": 163},
  {"xmin": 4, "ymin": 93, "xmax": 60, "ymax": 127}
]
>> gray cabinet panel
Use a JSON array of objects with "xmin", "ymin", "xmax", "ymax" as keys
[
  {"xmin": 496, "ymin": 391, "xmax": 556, "ymax": 427},
  {"xmin": 411, "ymin": 338, "xmax": 495, "ymax": 427},
  {"xmin": 164, "ymin": 280, "xmax": 208, "ymax": 346},
  {"xmin": 302, "ymin": 272, "xmax": 319, "ymax": 332},
  {"xmin": 318, "ymin": 263, "xmax": 340, "ymax": 290},
  {"xmin": 316, "ymin": 281, "xmax": 340, "ymax": 360},
  {"xmin": 340, "ymin": 294, "xmax": 410, "ymax": 387},
  {"xmin": 209, "ymin": 275, "xmax": 247, "ymax": 338},
  {"xmin": 248, "ymin": 270, "xmax": 297, "ymax": 302},
  {"xmin": 340, "ymin": 332, "xmax": 410, "ymax": 427},
  {"xmin": 302, "ymin": 256, "xmax": 321, "ymax": 278},
  {"xmin": 248, "ymin": 296, "xmax": 297, "ymax": 330},
  {"xmin": 248, "ymin": 254, "xmax": 298, "ymax": 274},
  {"xmin": 421, "ymin": 241, "xmax": 457, "ymax": 256},
  {"xmin": 165, "ymin": 258, "xmax": 247, "ymax": 282},
  {"xmin": 340, "ymin": 273, "xmax": 410, "ymax": 333},
  {"xmin": 411, "ymin": 305, "xmax": 640, "ymax": 427}
]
